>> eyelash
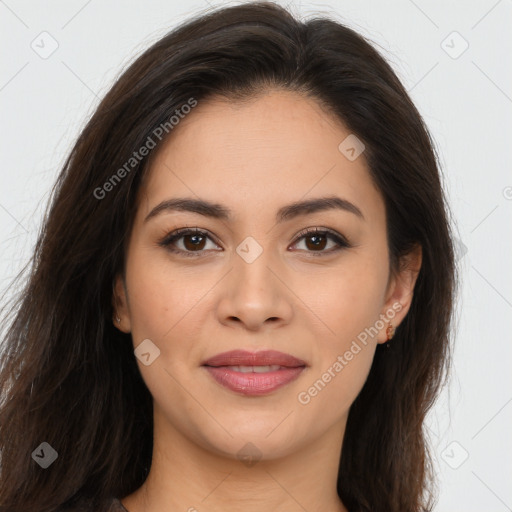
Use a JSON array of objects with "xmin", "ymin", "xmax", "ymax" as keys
[{"xmin": 158, "ymin": 226, "xmax": 351, "ymax": 258}]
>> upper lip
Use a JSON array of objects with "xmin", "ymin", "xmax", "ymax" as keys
[{"xmin": 201, "ymin": 350, "xmax": 307, "ymax": 368}]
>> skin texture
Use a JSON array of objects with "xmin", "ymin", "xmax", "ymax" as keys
[{"xmin": 114, "ymin": 89, "xmax": 422, "ymax": 512}]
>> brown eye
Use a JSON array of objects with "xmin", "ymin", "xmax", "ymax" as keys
[
  {"xmin": 159, "ymin": 228, "xmax": 221, "ymax": 257},
  {"xmin": 182, "ymin": 232, "xmax": 207, "ymax": 251},
  {"xmin": 304, "ymin": 232, "xmax": 328, "ymax": 251},
  {"xmin": 291, "ymin": 228, "xmax": 350, "ymax": 255}
]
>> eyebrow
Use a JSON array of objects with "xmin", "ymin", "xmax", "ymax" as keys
[{"xmin": 144, "ymin": 195, "xmax": 365, "ymax": 224}]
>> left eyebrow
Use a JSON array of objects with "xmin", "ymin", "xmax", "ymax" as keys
[{"xmin": 143, "ymin": 195, "xmax": 365, "ymax": 224}]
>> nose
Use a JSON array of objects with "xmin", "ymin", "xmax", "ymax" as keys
[{"xmin": 215, "ymin": 247, "xmax": 294, "ymax": 332}]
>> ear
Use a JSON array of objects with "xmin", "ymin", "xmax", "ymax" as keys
[
  {"xmin": 112, "ymin": 273, "xmax": 131, "ymax": 333},
  {"xmin": 376, "ymin": 243, "xmax": 422, "ymax": 344}
]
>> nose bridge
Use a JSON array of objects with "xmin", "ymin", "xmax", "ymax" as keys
[
  {"xmin": 233, "ymin": 234, "xmax": 279, "ymax": 305},
  {"xmin": 217, "ymin": 234, "xmax": 293, "ymax": 329}
]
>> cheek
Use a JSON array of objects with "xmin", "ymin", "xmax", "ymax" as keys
[
  {"xmin": 300, "ymin": 347, "xmax": 375, "ymax": 401},
  {"xmin": 295, "ymin": 341, "xmax": 375, "ymax": 445},
  {"xmin": 296, "ymin": 270, "xmax": 382, "ymax": 423},
  {"xmin": 125, "ymin": 247, "xmax": 208, "ymax": 341},
  {"xmin": 293, "ymin": 255, "xmax": 386, "ymax": 404},
  {"xmin": 294, "ymin": 257, "xmax": 387, "ymax": 343}
]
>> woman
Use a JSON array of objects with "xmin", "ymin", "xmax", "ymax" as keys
[{"xmin": 0, "ymin": 2, "xmax": 456, "ymax": 511}]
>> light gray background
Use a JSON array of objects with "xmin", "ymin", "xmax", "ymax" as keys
[{"xmin": 1, "ymin": 1, "xmax": 511, "ymax": 510}]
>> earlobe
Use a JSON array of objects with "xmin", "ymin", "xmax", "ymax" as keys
[
  {"xmin": 377, "ymin": 243, "xmax": 422, "ymax": 344},
  {"xmin": 112, "ymin": 274, "xmax": 131, "ymax": 333}
]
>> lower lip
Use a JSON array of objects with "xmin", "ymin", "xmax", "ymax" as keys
[{"xmin": 203, "ymin": 366, "xmax": 305, "ymax": 396}]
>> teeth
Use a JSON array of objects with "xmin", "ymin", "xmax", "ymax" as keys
[{"xmin": 225, "ymin": 365, "xmax": 282, "ymax": 373}]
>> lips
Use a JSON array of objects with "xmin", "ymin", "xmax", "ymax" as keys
[
  {"xmin": 201, "ymin": 349, "xmax": 307, "ymax": 368},
  {"xmin": 201, "ymin": 350, "xmax": 307, "ymax": 396}
]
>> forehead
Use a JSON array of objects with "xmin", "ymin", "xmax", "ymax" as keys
[{"xmin": 138, "ymin": 90, "xmax": 384, "ymax": 226}]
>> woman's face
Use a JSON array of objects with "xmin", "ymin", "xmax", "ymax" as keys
[{"xmin": 115, "ymin": 89, "xmax": 418, "ymax": 461}]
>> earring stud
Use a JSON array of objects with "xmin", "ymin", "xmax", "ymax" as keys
[
  {"xmin": 386, "ymin": 323, "xmax": 395, "ymax": 342},
  {"xmin": 115, "ymin": 316, "xmax": 121, "ymax": 323}
]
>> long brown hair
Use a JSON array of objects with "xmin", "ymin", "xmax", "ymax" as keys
[{"xmin": 0, "ymin": 3, "xmax": 456, "ymax": 511}]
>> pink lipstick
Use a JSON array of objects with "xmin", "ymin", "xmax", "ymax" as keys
[{"xmin": 201, "ymin": 349, "xmax": 307, "ymax": 396}]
